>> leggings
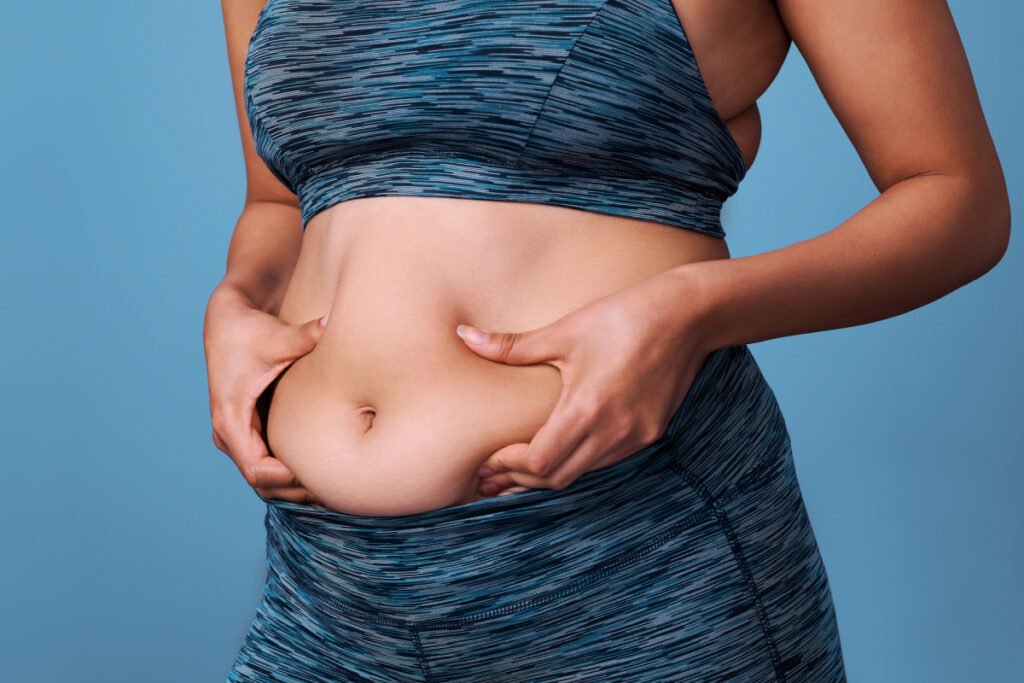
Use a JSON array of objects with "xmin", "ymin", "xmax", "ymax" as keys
[{"xmin": 226, "ymin": 344, "xmax": 847, "ymax": 682}]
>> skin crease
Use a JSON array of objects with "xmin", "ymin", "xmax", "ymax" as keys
[{"xmin": 206, "ymin": 0, "xmax": 1009, "ymax": 513}]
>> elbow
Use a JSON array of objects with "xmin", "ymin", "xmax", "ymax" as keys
[
  {"xmin": 951, "ymin": 163, "xmax": 1012, "ymax": 282},
  {"xmin": 971, "ymin": 185, "xmax": 1012, "ymax": 279}
]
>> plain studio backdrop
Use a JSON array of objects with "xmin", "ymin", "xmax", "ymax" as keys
[{"xmin": 0, "ymin": 2, "xmax": 1020, "ymax": 681}]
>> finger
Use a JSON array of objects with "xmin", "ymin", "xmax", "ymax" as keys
[
  {"xmin": 215, "ymin": 405, "xmax": 267, "ymax": 471},
  {"xmin": 270, "ymin": 314, "xmax": 328, "ymax": 362},
  {"xmin": 477, "ymin": 467, "xmax": 532, "ymax": 496},
  {"xmin": 481, "ymin": 429, "xmax": 620, "ymax": 493},
  {"xmin": 211, "ymin": 401, "xmax": 247, "ymax": 456},
  {"xmin": 539, "ymin": 430, "xmax": 624, "ymax": 490},
  {"xmin": 225, "ymin": 417, "xmax": 296, "ymax": 489},
  {"xmin": 212, "ymin": 428, "xmax": 228, "ymax": 454},
  {"xmin": 497, "ymin": 485, "xmax": 531, "ymax": 497},
  {"xmin": 243, "ymin": 403, "xmax": 303, "ymax": 489},
  {"xmin": 248, "ymin": 454, "xmax": 301, "ymax": 490},
  {"xmin": 255, "ymin": 485, "xmax": 324, "ymax": 506},
  {"xmin": 477, "ymin": 471, "xmax": 519, "ymax": 495},
  {"xmin": 482, "ymin": 466, "xmax": 551, "ymax": 492},
  {"xmin": 476, "ymin": 442, "xmax": 529, "ymax": 478},
  {"xmin": 218, "ymin": 400, "xmax": 304, "ymax": 492},
  {"xmin": 455, "ymin": 323, "xmax": 565, "ymax": 367},
  {"xmin": 511, "ymin": 389, "xmax": 593, "ymax": 480}
]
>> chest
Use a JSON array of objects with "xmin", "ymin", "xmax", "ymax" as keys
[{"xmin": 244, "ymin": 0, "xmax": 742, "ymax": 177}]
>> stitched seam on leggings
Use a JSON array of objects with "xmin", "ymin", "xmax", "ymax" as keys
[
  {"xmin": 666, "ymin": 455, "xmax": 788, "ymax": 682},
  {"xmin": 407, "ymin": 625, "xmax": 434, "ymax": 683},
  {"xmin": 298, "ymin": 453, "xmax": 780, "ymax": 629},
  {"xmin": 301, "ymin": 505, "xmax": 710, "ymax": 630}
]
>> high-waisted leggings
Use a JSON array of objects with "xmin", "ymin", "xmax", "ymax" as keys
[{"xmin": 226, "ymin": 344, "xmax": 847, "ymax": 682}]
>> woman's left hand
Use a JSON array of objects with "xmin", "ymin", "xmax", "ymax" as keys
[{"xmin": 456, "ymin": 267, "xmax": 716, "ymax": 497}]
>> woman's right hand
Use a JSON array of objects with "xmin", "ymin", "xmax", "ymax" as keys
[{"xmin": 203, "ymin": 283, "xmax": 328, "ymax": 506}]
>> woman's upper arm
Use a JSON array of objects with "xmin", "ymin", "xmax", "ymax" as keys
[
  {"xmin": 774, "ymin": 0, "xmax": 1009, "ymax": 212},
  {"xmin": 221, "ymin": 0, "xmax": 299, "ymax": 209}
]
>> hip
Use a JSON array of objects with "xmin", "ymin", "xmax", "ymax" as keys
[
  {"xmin": 233, "ymin": 345, "xmax": 847, "ymax": 681},
  {"xmin": 263, "ymin": 344, "xmax": 798, "ymax": 616}
]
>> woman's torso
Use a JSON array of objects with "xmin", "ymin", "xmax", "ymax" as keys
[{"xmin": 259, "ymin": 0, "xmax": 791, "ymax": 515}]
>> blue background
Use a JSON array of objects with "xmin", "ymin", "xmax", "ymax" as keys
[{"xmin": 1, "ymin": 1, "xmax": 1019, "ymax": 681}]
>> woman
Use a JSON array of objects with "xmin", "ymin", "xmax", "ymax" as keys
[{"xmin": 207, "ymin": 0, "xmax": 1009, "ymax": 680}]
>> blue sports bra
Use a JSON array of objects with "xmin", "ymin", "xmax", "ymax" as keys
[{"xmin": 243, "ymin": 0, "xmax": 748, "ymax": 238}]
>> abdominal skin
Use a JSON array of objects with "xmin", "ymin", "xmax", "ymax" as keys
[
  {"xmin": 264, "ymin": 306, "xmax": 564, "ymax": 516},
  {"xmin": 260, "ymin": 195, "xmax": 729, "ymax": 516}
]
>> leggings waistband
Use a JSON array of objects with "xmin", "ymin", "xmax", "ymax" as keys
[{"xmin": 260, "ymin": 343, "xmax": 793, "ymax": 623}]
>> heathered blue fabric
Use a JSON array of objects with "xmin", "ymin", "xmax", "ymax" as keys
[
  {"xmin": 243, "ymin": 0, "xmax": 748, "ymax": 236},
  {"xmin": 233, "ymin": 2, "xmax": 844, "ymax": 679},
  {"xmin": 226, "ymin": 345, "xmax": 848, "ymax": 681}
]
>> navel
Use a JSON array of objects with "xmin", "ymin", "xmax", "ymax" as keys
[{"xmin": 356, "ymin": 405, "xmax": 377, "ymax": 433}]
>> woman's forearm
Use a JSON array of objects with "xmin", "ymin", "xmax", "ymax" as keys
[
  {"xmin": 676, "ymin": 172, "xmax": 1010, "ymax": 351},
  {"xmin": 215, "ymin": 200, "xmax": 304, "ymax": 315}
]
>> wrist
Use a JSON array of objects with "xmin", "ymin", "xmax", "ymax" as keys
[
  {"xmin": 210, "ymin": 280, "xmax": 258, "ymax": 309},
  {"xmin": 211, "ymin": 278, "xmax": 279, "ymax": 315},
  {"xmin": 661, "ymin": 258, "xmax": 731, "ymax": 355}
]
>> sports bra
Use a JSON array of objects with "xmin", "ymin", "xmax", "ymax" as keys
[{"xmin": 243, "ymin": 0, "xmax": 748, "ymax": 238}]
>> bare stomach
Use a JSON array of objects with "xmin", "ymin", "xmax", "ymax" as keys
[{"xmin": 265, "ymin": 196, "xmax": 731, "ymax": 516}]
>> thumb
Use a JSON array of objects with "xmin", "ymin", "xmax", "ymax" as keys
[
  {"xmin": 455, "ymin": 323, "xmax": 556, "ymax": 366},
  {"xmin": 281, "ymin": 312, "xmax": 328, "ymax": 358}
]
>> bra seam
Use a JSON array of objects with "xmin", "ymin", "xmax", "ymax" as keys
[{"xmin": 512, "ymin": 0, "xmax": 614, "ymax": 167}]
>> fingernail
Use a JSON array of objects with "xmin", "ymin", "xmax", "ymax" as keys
[
  {"xmin": 320, "ymin": 313, "xmax": 329, "ymax": 327},
  {"xmin": 481, "ymin": 482, "xmax": 499, "ymax": 495},
  {"xmin": 478, "ymin": 466, "xmax": 495, "ymax": 477},
  {"xmin": 456, "ymin": 324, "xmax": 489, "ymax": 345}
]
